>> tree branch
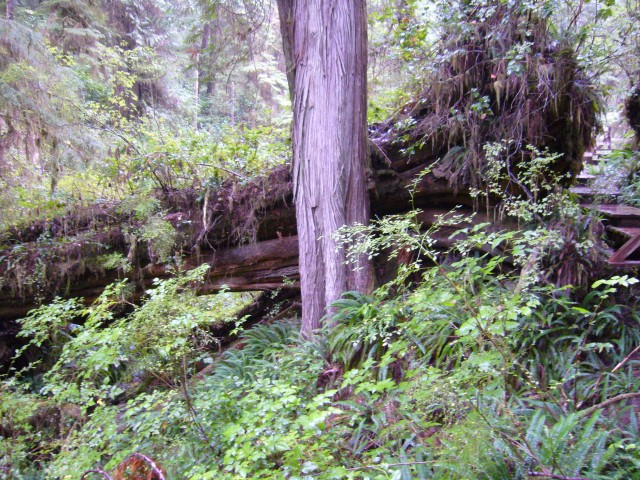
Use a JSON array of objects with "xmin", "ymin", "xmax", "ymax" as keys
[
  {"xmin": 80, "ymin": 470, "xmax": 114, "ymax": 480},
  {"xmin": 611, "ymin": 343, "xmax": 640, "ymax": 373},
  {"xmin": 125, "ymin": 453, "xmax": 165, "ymax": 479},
  {"xmin": 527, "ymin": 472, "xmax": 590, "ymax": 480},
  {"xmin": 580, "ymin": 392, "xmax": 640, "ymax": 418}
]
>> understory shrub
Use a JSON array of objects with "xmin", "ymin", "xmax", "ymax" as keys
[{"xmin": 2, "ymin": 148, "xmax": 640, "ymax": 479}]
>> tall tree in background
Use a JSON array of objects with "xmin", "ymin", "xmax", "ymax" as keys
[
  {"xmin": 277, "ymin": 0, "xmax": 374, "ymax": 335},
  {"xmin": 5, "ymin": 0, "xmax": 14, "ymax": 20},
  {"xmin": 5, "ymin": 0, "xmax": 13, "ymax": 20}
]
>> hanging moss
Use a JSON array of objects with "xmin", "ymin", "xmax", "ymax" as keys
[
  {"xmin": 373, "ymin": 1, "xmax": 598, "ymax": 191},
  {"xmin": 0, "ymin": 164, "xmax": 295, "ymax": 305},
  {"xmin": 625, "ymin": 81, "xmax": 640, "ymax": 144}
]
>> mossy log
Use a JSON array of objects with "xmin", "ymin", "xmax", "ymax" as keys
[
  {"xmin": 0, "ymin": 163, "xmax": 477, "ymax": 324},
  {"xmin": 0, "ymin": 11, "xmax": 599, "ymax": 326}
]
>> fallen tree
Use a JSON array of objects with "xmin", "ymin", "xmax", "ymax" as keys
[
  {"xmin": 0, "ymin": 2, "xmax": 600, "ymax": 330},
  {"xmin": 0, "ymin": 167, "xmax": 478, "ymax": 323}
]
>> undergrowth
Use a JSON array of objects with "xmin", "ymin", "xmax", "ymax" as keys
[
  {"xmin": 2, "ymin": 263, "xmax": 640, "ymax": 477},
  {"xmin": 597, "ymin": 148, "xmax": 640, "ymax": 207},
  {"xmin": 2, "ymin": 149, "xmax": 640, "ymax": 479}
]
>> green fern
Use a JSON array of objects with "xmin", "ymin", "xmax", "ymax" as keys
[
  {"xmin": 327, "ymin": 291, "xmax": 400, "ymax": 372},
  {"xmin": 519, "ymin": 411, "xmax": 612, "ymax": 478},
  {"xmin": 212, "ymin": 321, "xmax": 297, "ymax": 383}
]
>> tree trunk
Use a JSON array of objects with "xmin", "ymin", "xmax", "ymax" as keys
[
  {"xmin": 193, "ymin": 24, "xmax": 210, "ymax": 130},
  {"xmin": 194, "ymin": 52, "xmax": 200, "ymax": 129},
  {"xmin": 276, "ymin": 0, "xmax": 295, "ymax": 100},
  {"xmin": 6, "ymin": 0, "xmax": 14, "ymax": 20},
  {"xmin": 289, "ymin": 1, "xmax": 373, "ymax": 335},
  {"xmin": 200, "ymin": 22, "xmax": 210, "ymax": 56}
]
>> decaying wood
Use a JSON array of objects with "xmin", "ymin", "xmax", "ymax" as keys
[
  {"xmin": 0, "ymin": 236, "xmax": 300, "ymax": 321},
  {"xmin": 0, "ymin": 155, "xmax": 476, "ymax": 324},
  {"xmin": 0, "ymin": 30, "xmax": 599, "ymax": 327},
  {"xmin": 0, "ymin": 0, "xmax": 601, "ymax": 333}
]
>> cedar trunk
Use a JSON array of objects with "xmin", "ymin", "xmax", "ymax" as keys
[{"xmin": 289, "ymin": 1, "xmax": 374, "ymax": 335}]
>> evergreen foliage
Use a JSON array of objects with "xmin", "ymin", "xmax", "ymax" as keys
[
  {"xmin": 1, "ymin": 0, "xmax": 640, "ymax": 478},
  {"xmin": 3, "ymin": 162, "xmax": 640, "ymax": 477}
]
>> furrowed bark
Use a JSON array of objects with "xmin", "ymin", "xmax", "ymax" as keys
[
  {"xmin": 276, "ymin": 0, "xmax": 295, "ymax": 100},
  {"xmin": 291, "ymin": 0, "xmax": 373, "ymax": 335},
  {"xmin": 345, "ymin": 1, "xmax": 375, "ymax": 296}
]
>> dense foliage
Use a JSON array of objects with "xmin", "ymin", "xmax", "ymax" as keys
[
  {"xmin": 3, "ymin": 195, "xmax": 640, "ymax": 478},
  {"xmin": 0, "ymin": 0, "xmax": 290, "ymax": 231},
  {"xmin": 2, "ymin": 152, "xmax": 640, "ymax": 478},
  {"xmin": 1, "ymin": 0, "xmax": 640, "ymax": 478}
]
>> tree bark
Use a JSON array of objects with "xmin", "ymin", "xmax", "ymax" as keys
[
  {"xmin": 6, "ymin": 0, "xmax": 14, "ymax": 20},
  {"xmin": 276, "ymin": 0, "xmax": 295, "ymax": 100},
  {"xmin": 290, "ymin": 1, "xmax": 374, "ymax": 335}
]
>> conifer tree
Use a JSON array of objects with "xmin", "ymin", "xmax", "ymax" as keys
[{"xmin": 277, "ymin": 0, "xmax": 374, "ymax": 335}]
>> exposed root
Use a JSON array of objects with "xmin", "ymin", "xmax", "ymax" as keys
[
  {"xmin": 372, "ymin": 2, "xmax": 597, "ymax": 191},
  {"xmin": 81, "ymin": 453, "xmax": 166, "ymax": 480}
]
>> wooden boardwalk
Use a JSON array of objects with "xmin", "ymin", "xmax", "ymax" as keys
[
  {"xmin": 580, "ymin": 205, "xmax": 640, "ymax": 266},
  {"xmin": 574, "ymin": 149, "xmax": 640, "ymax": 267}
]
